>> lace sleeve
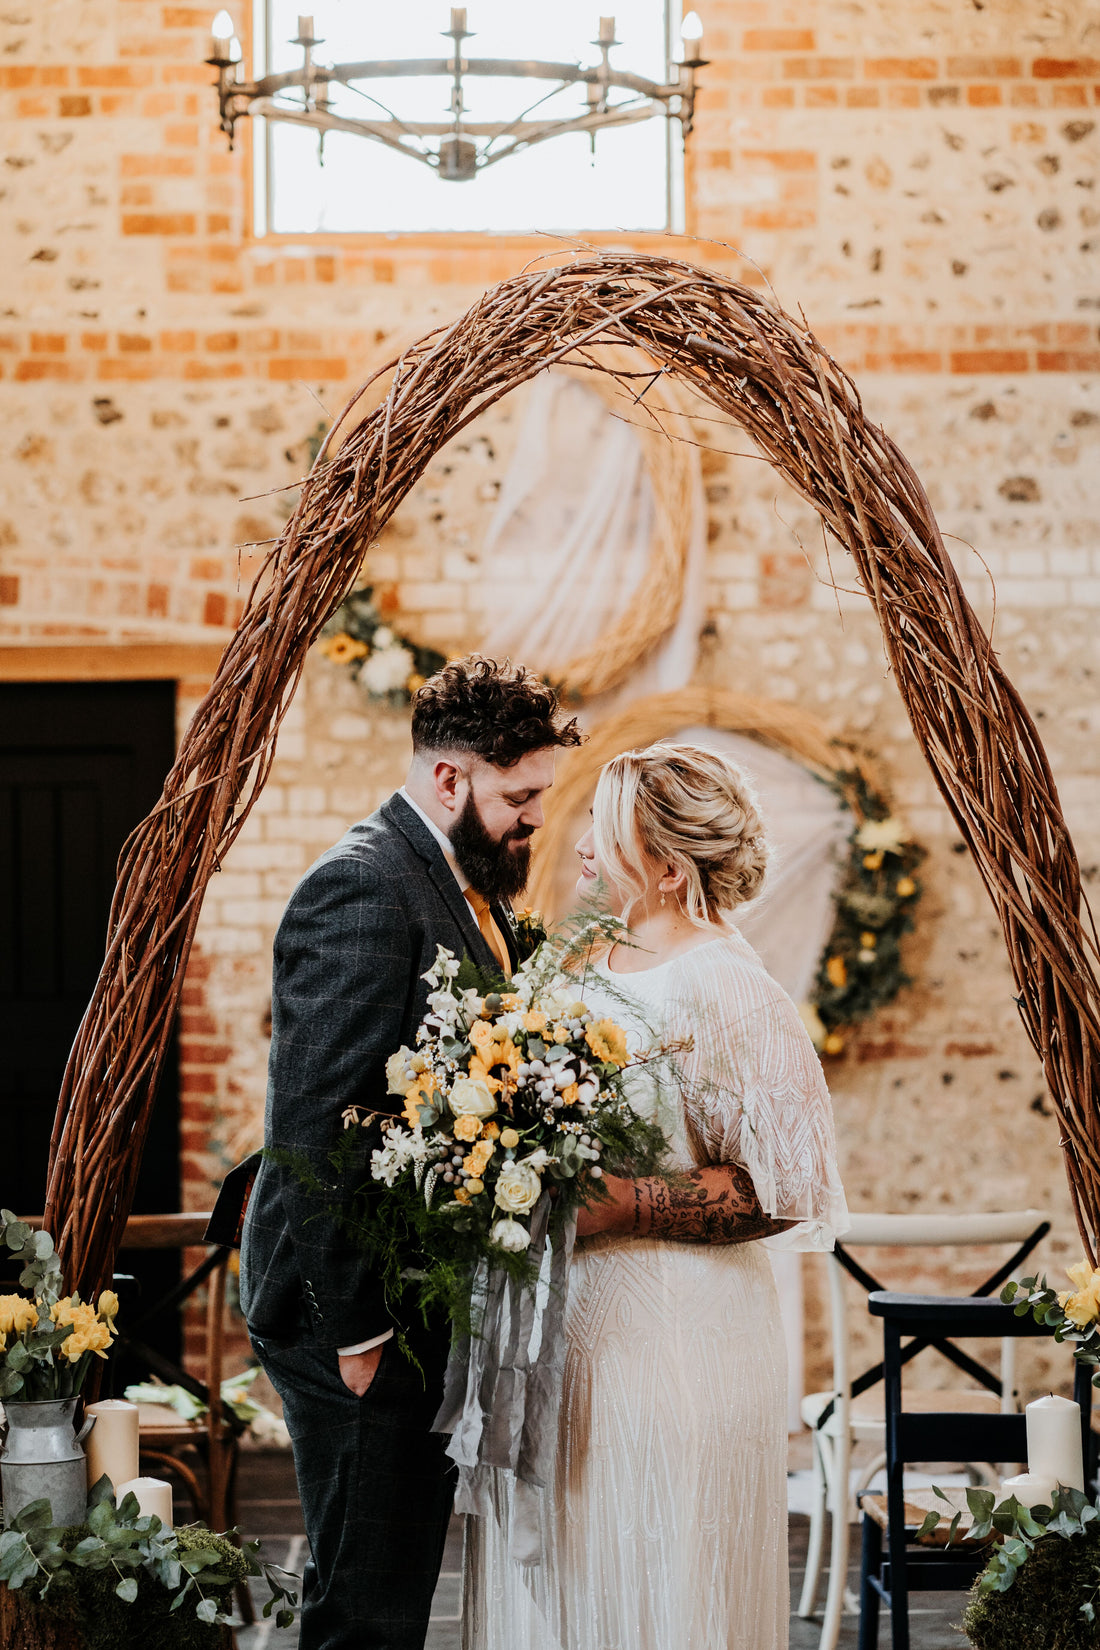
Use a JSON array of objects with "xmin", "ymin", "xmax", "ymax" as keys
[{"xmin": 668, "ymin": 938, "xmax": 849, "ymax": 1252}]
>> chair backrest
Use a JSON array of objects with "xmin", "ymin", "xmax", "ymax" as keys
[
  {"xmin": 819, "ymin": 1209, "xmax": 1050, "ymax": 1426},
  {"xmin": 869, "ymin": 1290, "xmax": 1093, "ymax": 1479}
]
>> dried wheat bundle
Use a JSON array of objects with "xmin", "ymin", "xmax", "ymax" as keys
[{"xmin": 43, "ymin": 250, "xmax": 1100, "ymax": 1297}]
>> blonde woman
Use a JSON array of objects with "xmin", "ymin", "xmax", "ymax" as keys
[{"xmin": 463, "ymin": 742, "xmax": 848, "ymax": 1650}]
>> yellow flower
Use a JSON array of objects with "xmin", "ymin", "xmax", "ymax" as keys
[
  {"xmin": 859, "ymin": 932, "xmax": 877, "ymax": 950},
  {"xmin": 825, "ymin": 955, "xmax": 848, "ymax": 989},
  {"xmin": 0, "ymin": 1294, "xmax": 38, "ymax": 1338},
  {"xmin": 863, "ymin": 851, "xmax": 884, "ymax": 871},
  {"xmin": 453, "ymin": 1113, "xmax": 482, "ymax": 1143},
  {"xmin": 499, "ymin": 1127, "xmax": 520, "ymax": 1150},
  {"xmin": 560, "ymin": 1082, "xmax": 579, "ymax": 1109},
  {"xmin": 321, "ymin": 632, "xmax": 369, "ymax": 666},
  {"xmin": 1058, "ymin": 1261, "xmax": 1100, "ymax": 1329},
  {"xmin": 823, "ymin": 1032, "xmax": 845, "ymax": 1056},
  {"xmin": 585, "ymin": 1019, "xmax": 629, "ymax": 1067},
  {"xmin": 470, "ymin": 1038, "xmax": 521, "ymax": 1090},
  {"xmin": 500, "ymin": 993, "xmax": 523, "ymax": 1012},
  {"xmin": 469, "ymin": 1020, "xmax": 495, "ymax": 1052},
  {"xmin": 895, "ymin": 876, "xmax": 916, "ymax": 898},
  {"xmin": 523, "ymin": 1010, "xmax": 548, "ymax": 1035},
  {"xmin": 62, "ymin": 1319, "xmax": 112, "ymax": 1362},
  {"xmin": 453, "ymin": 1186, "xmax": 472, "ymax": 1205},
  {"xmin": 97, "ymin": 1290, "xmax": 120, "ymax": 1332},
  {"xmin": 551, "ymin": 1022, "xmax": 571, "ymax": 1044},
  {"xmin": 467, "ymin": 1139, "xmax": 495, "ymax": 1177},
  {"xmin": 481, "ymin": 1121, "xmax": 500, "ymax": 1140},
  {"xmin": 402, "ymin": 1072, "xmax": 439, "ymax": 1126},
  {"xmin": 466, "ymin": 1178, "xmax": 485, "ymax": 1196}
]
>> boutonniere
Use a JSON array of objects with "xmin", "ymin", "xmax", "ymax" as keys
[{"xmin": 510, "ymin": 907, "xmax": 549, "ymax": 954}]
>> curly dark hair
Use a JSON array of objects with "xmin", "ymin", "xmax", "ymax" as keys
[{"xmin": 411, "ymin": 655, "xmax": 583, "ymax": 768}]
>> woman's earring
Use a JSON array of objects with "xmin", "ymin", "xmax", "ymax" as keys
[{"xmin": 660, "ymin": 893, "xmax": 667, "ymax": 908}]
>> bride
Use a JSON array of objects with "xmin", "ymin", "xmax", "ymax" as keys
[{"xmin": 463, "ymin": 741, "xmax": 848, "ymax": 1650}]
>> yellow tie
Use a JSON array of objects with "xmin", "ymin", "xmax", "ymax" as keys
[{"xmin": 467, "ymin": 890, "xmax": 511, "ymax": 976}]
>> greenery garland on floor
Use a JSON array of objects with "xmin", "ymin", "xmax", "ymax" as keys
[
  {"xmin": 318, "ymin": 585, "xmax": 447, "ymax": 707},
  {"xmin": 801, "ymin": 766, "xmax": 925, "ymax": 1058}
]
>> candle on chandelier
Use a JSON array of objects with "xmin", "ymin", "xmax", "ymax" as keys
[
  {"xmin": 1025, "ymin": 1393, "xmax": 1085, "ymax": 1491},
  {"xmin": 451, "ymin": 8, "xmax": 467, "ymax": 33},
  {"xmin": 297, "ymin": 14, "xmax": 314, "ymax": 40},
  {"xmin": 209, "ymin": 8, "xmax": 234, "ymax": 61},
  {"xmin": 681, "ymin": 10, "xmax": 704, "ymax": 58},
  {"xmin": 598, "ymin": 16, "xmax": 616, "ymax": 43}
]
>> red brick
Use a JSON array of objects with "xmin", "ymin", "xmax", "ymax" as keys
[
  {"xmin": 946, "ymin": 56, "xmax": 1021, "ymax": 77},
  {"xmin": 204, "ymin": 330, "xmax": 238, "ymax": 351},
  {"xmin": 77, "ymin": 64, "xmax": 154, "ymax": 87},
  {"xmin": 163, "ymin": 6, "xmax": 211, "ymax": 23},
  {"xmin": 1052, "ymin": 86, "xmax": 1089, "ymax": 107},
  {"xmin": 744, "ymin": 28, "xmax": 815, "ymax": 50},
  {"xmin": 81, "ymin": 332, "xmax": 108, "ymax": 351},
  {"xmin": 0, "ymin": 575, "xmax": 19, "ymax": 606},
  {"xmin": 181, "ymin": 1010, "xmax": 219, "ymax": 1035},
  {"xmin": 866, "ymin": 351, "xmax": 943, "ymax": 372},
  {"xmin": 855, "ymin": 1040, "xmax": 931, "ymax": 1062},
  {"xmin": 120, "ymin": 183, "xmax": 154, "ymax": 206},
  {"xmin": 160, "ymin": 329, "xmax": 197, "ymax": 351},
  {"xmin": 203, "ymin": 592, "xmax": 227, "ymax": 626},
  {"xmin": 967, "ymin": 84, "xmax": 1003, "ymax": 106},
  {"xmin": 121, "ymin": 152, "xmax": 196, "ymax": 176},
  {"xmin": 0, "ymin": 66, "xmax": 33, "ymax": 87},
  {"xmin": 146, "ymin": 582, "xmax": 169, "ymax": 617},
  {"xmin": 183, "ymin": 1040, "xmax": 231, "ymax": 1063},
  {"xmin": 30, "ymin": 333, "xmax": 66, "ymax": 352},
  {"xmin": 944, "ymin": 1041, "xmax": 998, "ymax": 1057},
  {"xmin": 182, "ymin": 359, "xmax": 246, "ymax": 378},
  {"xmin": 742, "ymin": 207, "xmax": 816, "ymax": 229},
  {"xmin": 164, "ymin": 122, "xmax": 200, "ymax": 145},
  {"xmin": 59, "ymin": 95, "xmax": 92, "ymax": 116},
  {"xmin": 39, "ymin": 67, "xmax": 69, "ymax": 87},
  {"xmin": 118, "ymin": 333, "xmax": 153, "ymax": 351},
  {"xmin": 1033, "ymin": 58, "xmax": 1100, "ymax": 78},
  {"xmin": 268, "ymin": 356, "xmax": 347, "ymax": 380},
  {"xmin": 805, "ymin": 86, "xmax": 839, "ymax": 106},
  {"xmin": 1010, "ymin": 84, "xmax": 1041, "ymax": 106},
  {"xmin": 887, "ymin": 85, "xmax": 921, "ymax": 107},
  {"xmin": 100, "ymin": 93, "xmax": 138, "ymax": 115},
  {"xmin": 950, "ymin": 349, "xmax": 1029, "ymax": 372},
  {"xmin": 122, "ymin": 213, "xmax": 197, "ymax": 234},
  {"xmin": 865, "ymin": 57, "xmax": 938, "ymax": 79},
  {"xmin": 783, "ymin": 56, "xmax": 854, "ymax": 79},
  {"xmin": 845, "ymin": 86, "xmax": 879, "ymax": 106},
  {"xmin": 18, "ymin": 96, "xmax": 51, "ymax": 117},
  {"xmin": 96, "ymin": 357, "xmax": 160, "ymax": 380},
  {"xmin": 761, "ymin": 86, "xmax": 796, "ymax": 107},
  {"xmin": 741, "ymin": 148, "xmax": 817, "ymax": 170},
  {"xmin": 14, "ymin": 360, "xmax": 78, "ymax": 381},
  {"xmin": 1037, "ymin": 350, "xmax": 1100, "ymax": 371}
]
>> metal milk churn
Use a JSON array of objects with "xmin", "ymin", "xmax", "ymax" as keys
[{"xmin": 1, "ymin": 1397, "xmax": 92, "ymax": 1528}]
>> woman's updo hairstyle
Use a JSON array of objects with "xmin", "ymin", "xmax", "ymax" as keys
[{"xmin": 592, "ymin": 742, "xmax": 770, "ymax": 926}]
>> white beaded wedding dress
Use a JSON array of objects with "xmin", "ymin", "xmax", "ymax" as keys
[{"xmin": 463, "ymin": 927, "xmax": 848, "ymax": 1650}]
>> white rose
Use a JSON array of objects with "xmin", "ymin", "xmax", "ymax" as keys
[
  {"xmin": 360, "ymin": 643, "xmax": 415, "ymax": 696},
  {"xmin": 385, "ymin": 1048, "xmax": 414, "ymax": 1096},
  {"xmin": 448, "ymin": 1077, "xmax": 497, "ymax": 1120},
  {"xmin": 494, "ymin": 1161, "xmax": 542, "ymax": 1215},
  {"xmin": 490, "ymin": 1218, "xmax": 530, "ymax": 1253}
]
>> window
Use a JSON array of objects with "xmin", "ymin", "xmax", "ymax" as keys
[{"xmin": 255, "ymin": 0, "xmax": 683, "ymax": 235}]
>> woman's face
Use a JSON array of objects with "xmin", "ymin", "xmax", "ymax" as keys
[{"xmin": 574, "ymin": 822, "xmax": 624, "ymax": 911}]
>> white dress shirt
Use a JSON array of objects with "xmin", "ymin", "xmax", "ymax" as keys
[{"xmin": 338, "ymin": 789, "xmax": 475, "ymax": 1359}]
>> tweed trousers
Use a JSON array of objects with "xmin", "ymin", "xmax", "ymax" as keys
[{"xmin": 252, "ymin": 1324, "xmax": 457, "ymax": 1650}]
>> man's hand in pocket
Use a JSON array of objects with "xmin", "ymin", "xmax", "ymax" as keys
[{"xmin": 338, "ymin": 1344, "xmax": 384, "ymax": 1396}]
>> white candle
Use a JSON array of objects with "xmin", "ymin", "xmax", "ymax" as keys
[
  {"xmin": 681, "ymin": 10, "xmax": 704, "ymax": 58},
  {"xmin": 599, "ymin": 16, "xmax": 616, "ymax": 43},
  {"xmin": 450, "ymin": 7, "xmax": 467, "ymax": 32},
  {"xmin": 1001, "ymin": 1470, "xmax": 1057, "ymax": 1508},
  {"xmin": 84, "ymin": 1399, "xmax": 140, "ymax": 1492},
  {"xmin": 1026, "ymin": 1393, "xmax": 1085, "ymax": 1491},
  {"xmin": 116, "ymin": 1475, "xmax": 174, "ymax": 1526},
  {"xmin": 297, "ymin": 14, "xmax": 314, "ymax": 39}
]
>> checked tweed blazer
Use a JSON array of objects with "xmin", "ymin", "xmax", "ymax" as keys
[{"xmin": 239, "ymin": 792, "xmax": 520, "ymax": 1350}]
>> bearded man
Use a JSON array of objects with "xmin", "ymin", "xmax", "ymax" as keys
[{"xmin": 240, "ymin": 655, "xmax": 581, "ymax": 1650}]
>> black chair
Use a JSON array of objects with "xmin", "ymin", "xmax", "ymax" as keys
[{"xmin": 857, "ymin": 1291, "xmax": 1094, "ymax": 1650}]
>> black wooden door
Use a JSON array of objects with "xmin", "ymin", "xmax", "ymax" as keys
[{"xmin": 0, "ymin": 680, "xmax": 181, "ymax": 1366}]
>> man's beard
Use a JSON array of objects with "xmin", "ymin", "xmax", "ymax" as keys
[{"xmin": 449, "ymin": 790, "xmax": 533, "ymax": 904}]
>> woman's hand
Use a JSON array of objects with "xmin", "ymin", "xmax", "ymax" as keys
[{"xmin": 575, "ymin": 1173, "xmax": 637, "ymax": 1239}]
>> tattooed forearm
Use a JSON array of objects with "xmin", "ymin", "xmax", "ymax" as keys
[{"xmin": 636, "ymin": 1163, "xmax": 792, "ymax": 1245}]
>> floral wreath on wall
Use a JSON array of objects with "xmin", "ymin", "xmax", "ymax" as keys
[
  {"xmin": 801, "ymin": 766, "xmax": 925, "ymax": 1058},
  {"xmin": 319, "ymin": 585, "xmax": 446, "ymax": 707}
]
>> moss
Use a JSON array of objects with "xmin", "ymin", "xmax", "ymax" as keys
[
  {"xmin": 964, "ymin": 1526, "xmax": 1100, "ymax": 1649},
  {"xmin": 35, "ymin": 1527, "xmax": 247, "ymax": 1650}
]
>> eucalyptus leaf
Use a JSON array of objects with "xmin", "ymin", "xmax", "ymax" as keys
[
  {"xmin": 14, "ymin": 1499, "xmax": 55, "ymax": 1532},
  {"xmin": 0, "ymin": 1533, "xmax": 39, "ymax": 1589},
  {"xmin": 115, "ymin": 1575, "xmax": 139, "ymax": 1603},
  {"xmin": 915, "ymin": 1510, "xmax": 941, "ymax": 1539},
  {"xmin": 195, "ymin": 1596, "xmax": 220, "ymax": 1623},
  {"xmin": 32, "ymin": 1230, "xmax": 55, "ymax": 1260}
]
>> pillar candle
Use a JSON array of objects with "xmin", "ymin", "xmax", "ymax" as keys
[
  {"xmin": 297, "ymin": 15, "xmax": 314, "ymax": 40},
  {"xmin": 598, "ymin": 16, "xmax": 616, "ymax": 43},
  {"xmin": 1026, "ymin": 1393, "xmax": 1085, "ymax": 1491},
  {"xmin": 84, "ymin": 1400, "xmax": 140, "ymax": 1492},
  {"xmin": 1001, "ymin": 1471, "xmax": 1057, "ymax": 1508},
  {"xmin": 116, "ymin": 1476, "xmax": 174, "ymax": 1525}
]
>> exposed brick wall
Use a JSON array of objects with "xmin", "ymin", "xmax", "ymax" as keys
[{"xmin": 1, "ymin": 0, "xmax": 1097, "ymax": 1394}]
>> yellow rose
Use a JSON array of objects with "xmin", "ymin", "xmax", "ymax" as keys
[
  {"xmin": 469, "ymin": 1021, "xmax": 495, "ymax": 1052},
  {"xmin": 523, "ymin": 1011, "xmax": 548, "ymax": 1035},
  {"xmin": 585, "ymin": 1019, "xmax": 629, "ymax": 1067},
  {"xmin": 449, "ymin": 1077, "xmax": 498, "ymax": 1119},
  {"xmin": 825, "ymin": 955, "xmax": 848, "ymax": 989},
  {"xmin": 499, "ymin": 1127, "xmax": 520, "ymax": 1150},
  {"xmin": 494, "ymin": 1161, "xmax": 542, "ymax": 1215},
  {"xmin": 452, "ymin": 1113, "xmax": 482, "ymax": 1143}
]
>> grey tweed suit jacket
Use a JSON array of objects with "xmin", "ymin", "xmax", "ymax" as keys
[{"xmin": 239, "ymin": 792, "xmax": 519, "ymax": 1350}]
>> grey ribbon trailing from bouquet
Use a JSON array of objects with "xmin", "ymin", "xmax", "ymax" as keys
[{"xmin": 431, "ymin": 1190, "xmax": 577, "ymax": 1565}]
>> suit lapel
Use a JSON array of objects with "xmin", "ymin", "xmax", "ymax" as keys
[
  {"xmin": 382, "ymin": 793, "xmax": 499, "ymax": 974},
  {"xmin": 493, "ymin": 902, "xmax": 521, "ymax": 972}
]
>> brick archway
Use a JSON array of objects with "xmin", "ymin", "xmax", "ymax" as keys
[{"xmin": 44, "ymin": 251, "xmax": 1100, "ymax": 1293}]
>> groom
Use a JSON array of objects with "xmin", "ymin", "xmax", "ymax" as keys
[{"xmin": 240, "ymin": 655, "xmax": 581, "ymax": 1650}]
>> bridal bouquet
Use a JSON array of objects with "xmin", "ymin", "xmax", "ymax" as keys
[{"xmin": 337, "ymin": 914, "xmax": 669, "ymax": 1332}]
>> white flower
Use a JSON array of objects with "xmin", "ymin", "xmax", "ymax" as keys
[
  {"xmin": 854, "ymin": 817, "xmax": 908, "ymax": 854},
  {"xmin": 370, "ymin": 1123, "xmax": 427, "ymax": 1186},
  {"xmin": 372, "ymin": 625, "xmax": 395, "ymax": 649},
  {"xmin": 490, "ymin": 1218, "xmax": 530, "ymax": 1253},
  {"xmin": 519, "ymin": 1148, "xmax": 552, "ymax": 1174},
  {"xmin": 360, "ymin": 642, "xmax": 415, "ymax": 696},
  {"xmin": 494, "ymin": 1160, "xmax": 542, "ymax": 1215},
  {"xmin": 385, "ymin": 1049, "xmax": 415, "ymax": 1096},
  {"xmin": 448, "ymin": 1078, "xmax": 497, "ymax": 1120},
  {"xmin": 423, "ymin": 946, "xmax": 461, "ymax": 986}
]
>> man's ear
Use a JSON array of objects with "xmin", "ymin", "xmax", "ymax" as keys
[{"xmin": 433, "ymin": 758, "xmax": 464, "ymax": 814}]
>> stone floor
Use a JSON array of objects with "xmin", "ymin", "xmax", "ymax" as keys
[{"xmin": 225, "ymin": 1447, "xmax": 967, "ymax": 1649}]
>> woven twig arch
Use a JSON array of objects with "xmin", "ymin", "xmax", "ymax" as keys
[{"xmin": 43, "ymin": 250, "xmax": 1100, "ymax": 1295}]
